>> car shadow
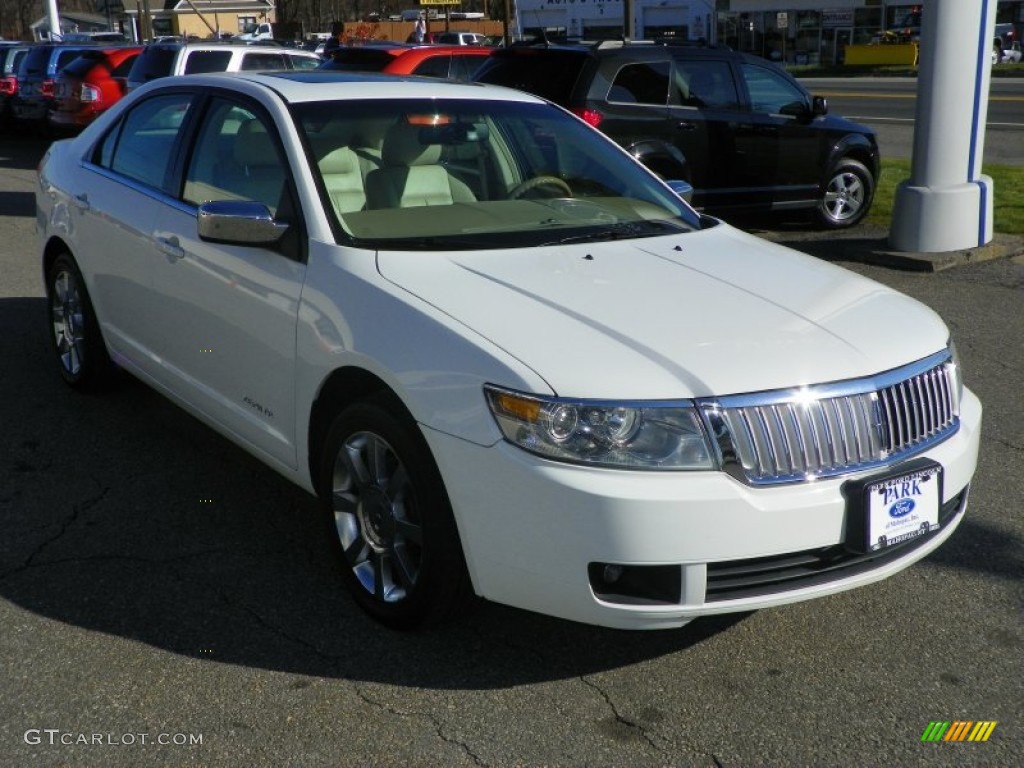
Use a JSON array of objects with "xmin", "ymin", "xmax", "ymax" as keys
[
  {"xmin": 0, "ymin": 135, "xmax": 53, "ymax": 171},
  {"xmin": 0, "ymin": 296, "xmax": 748, "ymax": 689},
  {"xmin": 0, "ymin": 190, "xmax": 36, "ymax": 218}
]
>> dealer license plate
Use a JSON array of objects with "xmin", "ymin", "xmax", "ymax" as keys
[{"xmin": 865, "ymin": 465, "xmax": 941, "ymax": 551}]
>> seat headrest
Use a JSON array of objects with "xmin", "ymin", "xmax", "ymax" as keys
[
  {"xmin": 319, "ymin": 146, "xmax": 359, "ymax": 175},
  {"xmin": 234, "ymin": 120, "xmax": 276, "ymax": 167},
  {"xmin": 381, "ymin": 121, "xmax": 442, "ymax": 168}
]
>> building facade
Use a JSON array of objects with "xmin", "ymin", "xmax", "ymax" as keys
[
  {"xmin": 123, "ymin": 0, "xmax": 275, "ymax": 41},
  {"xmin": 514, "ymin": 1, "xmax": 1024, "ymax": 65}
]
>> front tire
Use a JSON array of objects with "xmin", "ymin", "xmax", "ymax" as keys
[
  {"xmin": 45, "ymin": 252, "xmax": 113, "ymax": 390},
  {"xmin": 816, "ymin": 158, "xmax": 874, "ymax": 229},
  {"xmin": 319, "ymin": 394, "xmax": 475, "ymax": 630}
]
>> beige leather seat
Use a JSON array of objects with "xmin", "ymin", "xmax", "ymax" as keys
[
  {"xmin": 365, "ymin": 121, "xmax": 476, "ymax": 209},
  {"xmin": 231, "ymin": 119, "xmax": 287, "ymax": 215},
  {"xmin": 318, "ymin": 146, "xmax": 367, "ymax": 214}
]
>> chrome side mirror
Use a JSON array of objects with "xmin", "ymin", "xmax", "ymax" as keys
[{"xmin": 197, "ymin": 200, "xmax": 289, "ymax": 246}]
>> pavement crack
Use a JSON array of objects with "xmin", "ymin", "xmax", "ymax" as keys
[
  {"xmin": 579, "ymin": 675, "xmax": 663, "ymax": 753},
  {"xmin": 0, "ymin": 478, "xmax": 110, "ymax": 582},
  {"xmin": 995, "ymin": 436, "xmax": 1023, "ymax": 453},
  {"xmin": 353, "ymin": 685, "xmax": 487, "ymax": 766}
]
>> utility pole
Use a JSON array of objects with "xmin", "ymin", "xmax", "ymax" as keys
[{"xmin": 623, "ymin": 0, "xmax": 635, "ymax": 39}]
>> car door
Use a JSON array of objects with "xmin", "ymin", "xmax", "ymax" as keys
[
  {"xmin": 666, "ymin": 57, "xmax": 743, "ymax": 207},
  {"xmin": 596, "ymin": 57, "xmax": 673, "ymax": 167},
  {"xmin": 150, "ymin": 95, "xmax": 305, "ymax": 468},
  {"xmin": 73, "ymin": 91, "xmax": 197, "ymax": 364},
  {"xmin": 733, "ymin": 61, "xmax": 823, "ymax": 209}
]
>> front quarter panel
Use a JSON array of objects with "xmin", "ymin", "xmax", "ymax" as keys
[
  {"xmin": 296, "ymin": 239, "xmax": 552, "ymax": 464},
  {"xmin": 824, "ymin": 125, "xmax": 880, "ymax": 178}
]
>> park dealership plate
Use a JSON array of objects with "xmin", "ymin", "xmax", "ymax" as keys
[{"xmin": 844, "ymin": 460, "xmax": 943, "ymax": 553}]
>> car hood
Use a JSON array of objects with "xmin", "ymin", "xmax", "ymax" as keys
[{"xmin": 375, "ymin": 223, "xmax": 948, "ymax": 399}]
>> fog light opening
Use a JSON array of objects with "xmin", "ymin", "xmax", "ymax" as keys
[
  {"xmin": 588, "ymin": 562, "xmax": 682, "ymax": 606},
  {"xmin": 603, "ymin": 564, "xmax": 624, "ymax": 583}
]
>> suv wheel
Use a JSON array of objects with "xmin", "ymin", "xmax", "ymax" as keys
[{"xmin": 816, "ymin": 158, "xmax": 874, "ymax": 229}]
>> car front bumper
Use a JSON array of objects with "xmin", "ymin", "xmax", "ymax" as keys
[{"xmin": 427, "ymin": 388, "xmax": 981, "ymax": 630}]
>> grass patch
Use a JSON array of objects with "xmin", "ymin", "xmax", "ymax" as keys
[{"xmin": 867, "ymin": 158, "xmax": 1024, "ymax": 235}]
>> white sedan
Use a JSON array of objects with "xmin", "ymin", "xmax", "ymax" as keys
[{"xmin": 37, "ymin": 71, "xmax": 982, "ymax": 631}]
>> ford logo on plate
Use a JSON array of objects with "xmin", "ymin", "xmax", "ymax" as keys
[{"xmin": 889, "ymin": 498, "xmax": 915, "ymax": 518}]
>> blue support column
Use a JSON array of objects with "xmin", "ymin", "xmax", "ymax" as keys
[{"xmin": 889, "ymin": 0, "xmax": 996, "ymax": 252}]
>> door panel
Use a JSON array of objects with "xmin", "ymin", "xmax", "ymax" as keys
[
  {"xmin": 150, "ymin": 100, "xmax": 304, "ymax": 467},
  {"xmin": 668, "ymin": 58, "xmax": 746, "ymax": 208},
  {"xmin": 735, "ymin": 62, "xmax": 823, "ymax": 208},
  {"xmin": 77, "ymin": 92, "xmax": 195, "ymax": 367},
  {"xmin": 596, "ymin": 59, "xmax": 672, "ymax": 172}
]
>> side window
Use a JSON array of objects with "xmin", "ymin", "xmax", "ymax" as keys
[
  {"xmin": 451, "ymin": 54, "xmax": 482, "ymax": 81},
  {"xmin": 741, "ymin": 64, "xmax": 808, "ymax": 114},
  {"xmin": 607, "ymin": 61, "xmax": 670, "ymax": 106},
  {"xmin": 287, "ymin": 54, "xmax": 320, "ymax": 71},
  {"xmin": 183, "ymin": 99, "xmax": 289, "ymax": 217},
  {"xmin": 183, "ymin": 50, "xmax": 233, "ymax": 74},
  {"xmin": 96, "ymin": 93, "xmax": 194, "ymax": 192},
  {"xmin": 413, "ymin": 55, "xmax": 451, "ymax": 78},
  {"xmin": 674, "ymin": 60, "xmax": 739, "ymax": 109},
  {"xmin": 241, "ymin": 52, "xmax": 287, "ymax": 71}
]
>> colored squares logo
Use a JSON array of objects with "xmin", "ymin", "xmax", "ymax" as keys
[{"xmin": 921, "ymin": 721, "xmax": 997, "ymax": 742}]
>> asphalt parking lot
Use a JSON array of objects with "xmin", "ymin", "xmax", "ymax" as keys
[{"xmin": 1, "ymin": 134, "xmax": 1022, "ymax": 767}]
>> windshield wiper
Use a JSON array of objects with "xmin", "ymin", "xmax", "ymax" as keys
[{"xmin": 541, "ymin": 221, "xmax": 682, "ymax": 246}]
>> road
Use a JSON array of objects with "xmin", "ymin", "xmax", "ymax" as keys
[
  {"xmin": 798, "ymin": 76, "xmax": 1024, "ymax": 165},
  {"xmin": 1, "ymin": 135, "xmax": 1022, "ymax": 767}
]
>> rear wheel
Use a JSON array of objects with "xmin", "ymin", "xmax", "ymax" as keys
[
  {"xmin": 319, "ymin": 394, "xmax": 475, "ymax": 629},
  {"xmin": 816, "ymin": 158, "xmax": 874, "ymax": 229},
  {"xmin": 45, "ymin": 252, "xmax": 113, "ymax": 390}
]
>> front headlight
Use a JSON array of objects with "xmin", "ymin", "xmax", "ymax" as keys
[{"xmin": 484, "ymin": 386, "xmax": 716, "ymax": 470}]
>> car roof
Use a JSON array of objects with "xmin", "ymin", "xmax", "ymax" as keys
[
  {"xmin": 139, "ymin": 70, "xmax": 546, "ymax": 105},
  {"xmin": 498, "ymin": 40, "xmax": 739, "ymax": 58},
  {"xmin": 387, "ymin": 45, "xmax": 492, "ymax": 63}
]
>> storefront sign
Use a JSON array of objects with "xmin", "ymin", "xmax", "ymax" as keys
[
  {"xmin": 777, "ymin": 12, "xmax": 789, "ymax": 30},
  {"xmin": 822, "ymin": 9, "xmax": 855, "ymax": 28}
]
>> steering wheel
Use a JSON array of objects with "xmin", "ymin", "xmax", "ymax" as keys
[{"xmin": 508, "ymin": 175, "xmax": 572, "ymax": 199}]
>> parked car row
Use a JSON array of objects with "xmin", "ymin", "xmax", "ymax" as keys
[
  {"xmin": 7, "ymin": 37, "xmax": 881, "ymax": 229},
  {"xmin": 1, "ymin": 40, "xmax": 321, "ymax": 136}
]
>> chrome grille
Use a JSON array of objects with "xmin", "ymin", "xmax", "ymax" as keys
[{"xmin": 699, "ymin": 350, "xmax": 960, "ymax": 485}]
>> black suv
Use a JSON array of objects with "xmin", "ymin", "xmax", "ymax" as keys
[{"xmin": 474, "ymin": 42, "xmax": 880, "ymax": 228}]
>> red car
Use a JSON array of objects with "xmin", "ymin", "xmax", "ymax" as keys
[
  {"xmin": 320, "ymin": 44, "xmax": 491, "ymax": 79},
  {"xmin": 50, "ymin": 46, "xmax": 141, "ymax": 131}
]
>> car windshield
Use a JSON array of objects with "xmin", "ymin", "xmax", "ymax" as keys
[{"xmin": 294, "ymin": 98, "xmax": 700, "ymax": 249}]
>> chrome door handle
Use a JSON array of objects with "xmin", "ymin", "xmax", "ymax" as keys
[{"xmin": 155, "ymin": 235, "xmax": 185, "ymax": 262}]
